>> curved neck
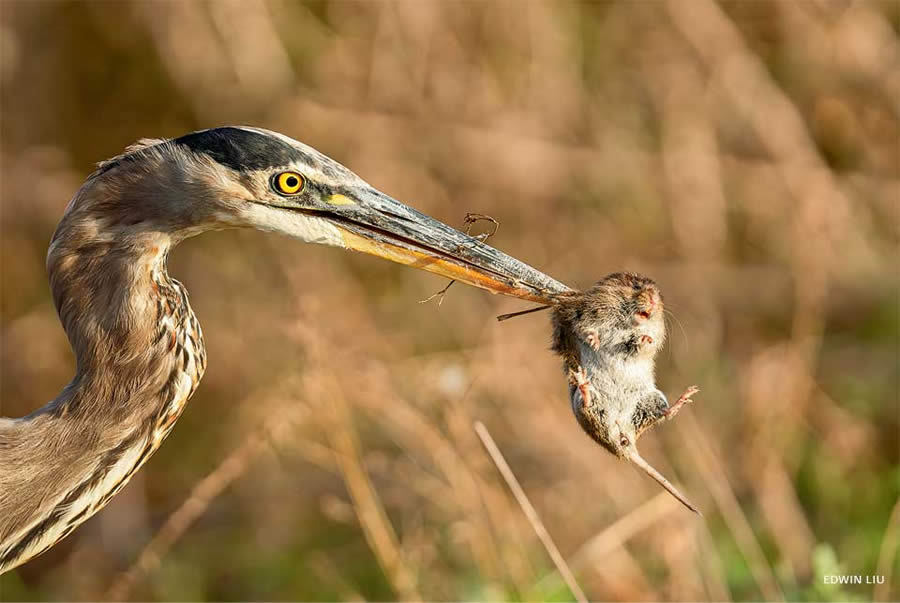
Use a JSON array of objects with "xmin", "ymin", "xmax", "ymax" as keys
[
  {"xmin": 0, "ymin": 196, "xmax": 207, "ymax": 572},
  {"xmin": 49, "ymin": 197, "xmax": 173, "ymax": 369}
]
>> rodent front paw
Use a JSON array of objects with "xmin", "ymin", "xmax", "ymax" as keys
[
  {"xmin": 584, "ymin": 329, "xmax": 601, "ymax": 350},
  {"xmin": 567, "ymin": 366, "xmax": 593, "ymax": 409}
]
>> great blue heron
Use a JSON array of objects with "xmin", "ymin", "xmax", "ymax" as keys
[{"xmin": 0, "ymin": 126, "xmax": 569, "ymax": 574}]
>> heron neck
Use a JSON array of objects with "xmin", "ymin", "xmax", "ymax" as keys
[
  {"xmin": 48, "ymin": 219, "xmax": 171, "ymax": 365},
  {"xmin": 0, "ymin": 207, "xmax": 210, "ymax": 572},
  {"xmin": 40, "ymin": 206, "xmax": 209, "ymax": 428}
]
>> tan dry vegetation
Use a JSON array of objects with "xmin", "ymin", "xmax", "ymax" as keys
[{"xmin": 0, "ymin": 1, "xmax": 897, "ymax": 601}]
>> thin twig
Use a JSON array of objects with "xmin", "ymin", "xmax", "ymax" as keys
[
  {"xmin": 474, "ymin": 421, "xmax": 588, "ymax": 603},
  {"xmin": 419, "ymin": 213, "xmax": 499, "ymax": 305},
  {"xmin": 463, "ymin": 213, "xmax": 500, "ymax": 238},
  {"xmin": 496, "ymin": 304, "xmax": 552, "ymax": 322},
  {"xmin": 418, "ymin": 280, "xmax": 456, "ymax": 306}
]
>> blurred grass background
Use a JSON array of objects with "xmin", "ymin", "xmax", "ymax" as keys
[{"xmin": 0, "ymin": 1, "xmax": 898, "ymax": 601}]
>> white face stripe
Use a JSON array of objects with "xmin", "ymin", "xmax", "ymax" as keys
[{"xmin": 238, "ymin": 202, "xmax": 346, "ymax": 247}]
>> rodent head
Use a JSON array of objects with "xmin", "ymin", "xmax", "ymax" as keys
[
  {"xmin": 580, "ymin": 272, "xmax": 666, "ymax": 357},
  {"xmin": 590, "ymin": 410, "xmax": 640, "ymax": 459}
]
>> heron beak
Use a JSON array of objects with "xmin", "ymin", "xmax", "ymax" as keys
[
  {"xmin": 319, "ymin": 187, "xmax": 572, "ymax": 303},
  {"xmin": 624, "ymin": 448, "xmax": 701, "ymax": 515}
]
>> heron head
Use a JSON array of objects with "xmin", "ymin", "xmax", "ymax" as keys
[{"xmin": 92, "ymin": 126, "xmax": 568, "ymax": 303}]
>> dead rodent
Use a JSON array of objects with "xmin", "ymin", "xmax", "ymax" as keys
[
  {"xmin": 500, "ymin": 272, "xmax": 701, "ymax": 513},
  {"xmin": 554, "ymin": 272, "xmax": 700, "ymax": 512}
]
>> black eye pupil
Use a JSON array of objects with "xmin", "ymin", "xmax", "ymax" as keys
[{"xmin": 285, "ymin": 176, "xmax": 298, "ymax": 187}]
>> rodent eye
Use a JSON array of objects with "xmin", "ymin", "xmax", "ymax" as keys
[
  {"xmin": 636, "ymin": 310, "xmax": 651, "ymax": 320},
  {"xmin": 620, "ymin": 436, "xmax": 630, "ymax": 447},
  {"xmin": 272, "ymin": 171, "xmax": 305, "ymax": 196}
]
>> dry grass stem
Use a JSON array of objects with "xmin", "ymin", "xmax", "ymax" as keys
[
  {"xmin": 678, "ymin": 412, "xmax": 784, "ymax": 601},
  {"xmin": 571, "ymin": 491, "xmax": 679, "ymax": 569},
  {"xmin": 474, "ymin": 421, "xmax": 588, "ymax": 603},
  {"xmin": 696, "ymin": 523, "xmax": 733, "ymax": 602},
  {"xmin": 874, "ymin": 497, "xmax": 900, "ymax": 601},
  {"xmin": 3, "ymin": 1, "xmax": 893, "ymax": 599},
  {"xmin": 307, "ymin": 552, "xmax": 366, "ymax": 602},
  {"xmin": 315, "ymin": 375, "xmax": 421, "ymax": 602},
  {"xmin": 104, "ymin": 426, "xmax": 272, "ymax": 601}
]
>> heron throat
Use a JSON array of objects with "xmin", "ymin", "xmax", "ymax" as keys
[{"xmin": 0, "ymin": 197, "xmax": 207, "ymax": 573}]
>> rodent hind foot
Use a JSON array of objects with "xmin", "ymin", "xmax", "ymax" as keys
[{"xmin": 663, "ymin": 385, "xmax": 699, "ymax": 420}]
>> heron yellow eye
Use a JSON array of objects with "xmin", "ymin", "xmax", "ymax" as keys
[{"xmin": 273, "ymin": 172, "xmax": 304, "ymax": 195}]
